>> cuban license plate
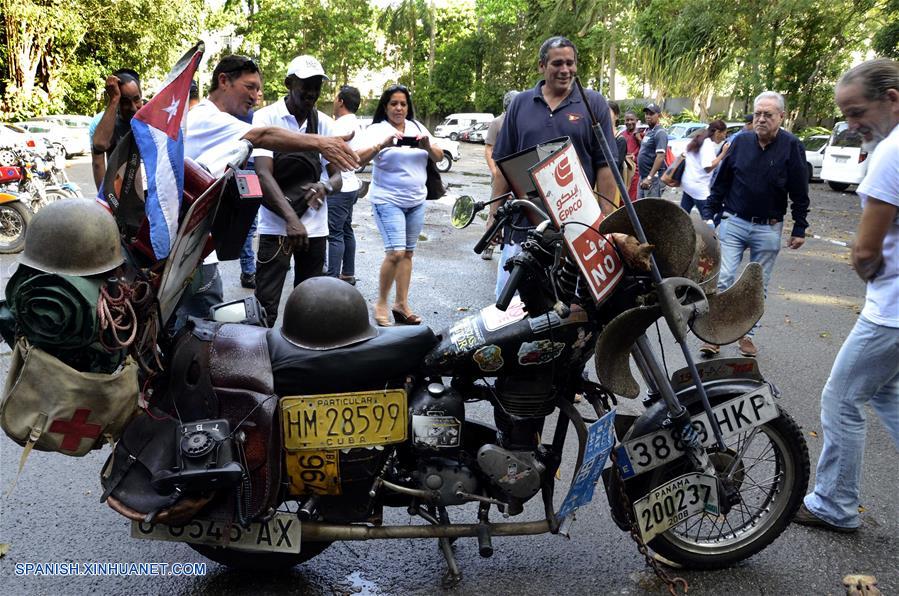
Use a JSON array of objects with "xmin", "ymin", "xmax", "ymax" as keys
[
  {"xmin": 286, "ymin": 449, "xmax": 341, "ymax": 495},
  {"xmin": 633, "ymin": 473, "xmax": 720, "ymax": 543},
  {"xmin": 131, "ymin": 512, "xmax": 300, "ymax": 553},
  {"xmin": 281, "ymin": 389, "xmax": 407, "ymax": 450},
  {"xmin": 616, "ymin": 385, "xmax": 778, "ymax": 479}
]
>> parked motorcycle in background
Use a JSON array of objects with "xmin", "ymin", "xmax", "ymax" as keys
[
  {"xmin": 0, "ymin": 146, "xmax": 80, "ymax": 214},
  {"xmin": 0, "ymin": 187, "xmax": 30, "ymax": 253}
]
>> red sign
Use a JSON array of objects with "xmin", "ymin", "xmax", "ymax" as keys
[{"xmin": 530, "ymin": 141, "xmax": 623, "ymax": 304}]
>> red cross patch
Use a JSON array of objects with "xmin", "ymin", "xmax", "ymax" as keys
[{"xmin": 48, "ymin": 409, "xmax": 102, "ymax": 452}]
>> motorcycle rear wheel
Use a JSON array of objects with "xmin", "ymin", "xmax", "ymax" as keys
[
  {"xmin": 644, "ymin": 406, "xmax": 809, "ymax": 569},
  {"xmin": 0, "ymin": 201, "xmax": 31, "ymax": 254},
  {"xmin": 189, "ymin": 539, "xmax": 331, "ymax": 570}
]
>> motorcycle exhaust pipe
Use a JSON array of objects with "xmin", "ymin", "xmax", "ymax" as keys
[{"xmin": 300, "ymin": 520, "xmax": 550, "ymax": 542}]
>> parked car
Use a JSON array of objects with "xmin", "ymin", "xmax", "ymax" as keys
[
  {"xmin": 434, "ymin": 113, "xmax": 494, "ymax": 140},
  {"xmin": 1, "ymin": 124, "xmax": 49, "ymax": 164},
  {"xmin": 666, "ymin": 121, "xmax": 743, "ymax": 165},
  {"xmin": 434, "ymin": 138, "xmax": 459, "ymax": 172},
  {"xmin": 820, "ymin": 121, "xmax": 868, "ymax": 192},
  {"xmin": 459, "ymin": 122, "xmax": 489, "ymax": 143},
  {"xmin": 802, "ymin": 134, "xmax": 830, "ymax": 181},
  {"xmin": 615, "ymin": 123, "xmax": 649, "ymax": 136},
  {"xmin": 15, "ymin": 121, "xmax": 88, "ymax": 158},
  {"xmin": 666, "ymin": 121, "xmax": 707, "ymax": 141}
]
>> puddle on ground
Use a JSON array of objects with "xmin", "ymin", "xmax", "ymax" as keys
[{"xmin": 340, "ymin": 570, "xmax": 380, "ymax": 595}]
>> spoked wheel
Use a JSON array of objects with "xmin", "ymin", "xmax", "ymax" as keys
[
  {"xmin": 0, "ymin": 201, "xmax": 32, "ymax": 254},
  {"xmin": 188, "ymin": 502, "xmax": 332, "ymax": 570},
  {"xmin": 644, "ymin": 407, "xmax": 809, "ymax": 569}
]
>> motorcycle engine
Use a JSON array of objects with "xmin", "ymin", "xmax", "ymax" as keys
[
  {"xmin": 412, "ymin": 458, "xmax": 478, "ymax": 506},
  {"xmin": 476, "ymin": 445, "xmax": 545, "ymax": 500}
]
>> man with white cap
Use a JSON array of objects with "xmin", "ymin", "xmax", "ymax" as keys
[{"xmin": 251, "ymin": 55, "xmax": 345, "ymax": 327}]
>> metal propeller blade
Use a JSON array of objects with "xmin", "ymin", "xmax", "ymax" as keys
[
  {"xmin": 689, "ymin": 262, "xmax": 765, "ymax": 345},
  {"xmin": 594, "ymin": 304, "xmax": 661, "ymax": 399},
  {"xmin": 598, "ymin": 198, "xmax": 697, "ymax": 278}
]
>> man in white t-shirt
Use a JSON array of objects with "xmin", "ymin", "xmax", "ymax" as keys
[
  {"xmin": 176, "ymin": 55, "xmax": 358, "ymax": 328},
  {"xmin": 252, "ymin": 55, "xmax": 344, "ymax": 327},
  {"xmin": 797, "ymin": 58, "xmax": 899, "ymax": 533},
  {"xmin": 327, "ymin": 85, "xmax": 364, "ymax": 284}
]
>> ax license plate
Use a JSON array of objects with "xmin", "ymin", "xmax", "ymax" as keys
[
  {"xmin": 131, "ymin": 512, "xmax": 301, "ymax": 553},
  {"xmin": 281, "ymin": 389, "xmax": 407, "ymax": 450},
  {"xmin": 633, "ymin": 472, "xmax": 720, "ymax": 543},
  {"xmin": 616, "ymin": 385, "xmax": 778, "ymax": 479}
]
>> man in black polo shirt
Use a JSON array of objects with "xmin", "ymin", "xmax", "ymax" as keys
[
  {"xmin": 489, "ymin": 35, "xmax": 617, "ymax": 299},
  {"xmin": 701, "ymin": 90, "xmax": 809, "ymax": 357},
  {"xmin": 637, "ymin": 102, "xmax": 667, "ymax": 198}
]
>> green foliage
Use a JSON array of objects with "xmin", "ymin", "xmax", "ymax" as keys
[{"xmin": 872, "ymin": 0, "xmax": 899, "ymax": 58}]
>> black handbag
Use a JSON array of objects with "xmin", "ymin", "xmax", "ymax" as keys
[
  {"xmin": 272, "ymin": 108, "xmax": 322, "ymax": 215},
  {"xmin": 661, "ymin": 153, "xmax": 686, "ymax": 188},
  {"xmin": 425, "ymin": 158, "xmax": 446, "ymax": 200}
]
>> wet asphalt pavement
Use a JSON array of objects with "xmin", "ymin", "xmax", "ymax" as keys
[{"xmin": 1, "ymin": 142, "xmax": 896, "ymax": 595}]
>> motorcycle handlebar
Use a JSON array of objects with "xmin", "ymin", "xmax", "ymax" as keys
[
  {"xmin": 474, "ymin": 213, "xmax": 505, "ymax": 255},
  {"xmin": 496, "ymin": 259, "xmax": 526, "ymax": 311}
]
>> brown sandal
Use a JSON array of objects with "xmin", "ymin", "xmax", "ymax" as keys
[{"xmin": 391, "ymin": 309, "xmax": 422, "ymax": 325}]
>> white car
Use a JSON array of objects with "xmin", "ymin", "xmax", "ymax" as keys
[
  {"xmin": 666, "ymin": 121, "xmax": 743, "ymax": 165},
  {"xmin": 820, "ymin": 121, "xmax": 868, "ymax": 192},
  {"xmin": 434, "ymin": 138, "xmax": 459, "ymax": 172},
  {"xmin": 1, "ymin": 123, "xmax": 49, "ymax": 164},
  {"xmin": 16, "ymin": 120, "xmax": 89, "ymax": 158},
  {"xmin": 802, "ymin": 134, "xmax": 829, "ymax": 181}
]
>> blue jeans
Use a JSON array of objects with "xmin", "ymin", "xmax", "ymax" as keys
[
  {"xmin": 495, "ymin": 242, "xmax": 523, "ymax": 301},
  {"xmin": 239, "ymin": 216, "xmax": 258, "ymax": 275},
  {"xmin": 327, "ymin": 190, "xmax": 358, "ymax": 277},
  {"xmin": 804, "ymin": 315, "xmax": 899, "ymax": 529},
  {"xmin": 716, "ymin": 215, "xmax": 783, "ymax": 337},
  {"xmin": 371, "ymin": 201, "xmax": 426, "ymax": 252},
  {"xmin": 680, "ymin": 191, "xmax": 706, "ymax": 215}
]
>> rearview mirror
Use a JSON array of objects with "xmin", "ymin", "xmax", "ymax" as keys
[{"xmin": 451, "ymin": 195, "xmax": 476, "ymax": 229}]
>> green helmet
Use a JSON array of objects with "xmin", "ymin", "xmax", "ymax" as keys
[
  {"xmin": 281, "ymin": 277, "xmax": 378, "ymax": 350},
  {"xmin": 19, "ymin": 199, "xmax": 124, "ymax": 276}
]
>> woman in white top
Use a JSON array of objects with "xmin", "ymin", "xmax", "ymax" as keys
[
  {"xmin": 357, "ymin": 85, "xmax": 444, "ymax": 326},
  {"xmin": 679, "ymin": 119, "xmax": 727, "ymax": 216}
]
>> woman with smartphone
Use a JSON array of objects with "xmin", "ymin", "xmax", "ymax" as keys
[{"xmin": 357, "ymin": 84, "xmax": 444, "ymax": 326}]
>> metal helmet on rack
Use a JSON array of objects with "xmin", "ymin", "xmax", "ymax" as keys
[
  {"xmin": 18, "ymin": 199, "xmax": 124, "ymax": 276},
  {"xmin": 281, "ymin": 277, "xmax": 378, "ymax": 350}
]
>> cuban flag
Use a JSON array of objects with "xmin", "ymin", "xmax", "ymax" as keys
[{"xmin": 131, "ymin": 42, "xmax": 204, "ymax": 260}]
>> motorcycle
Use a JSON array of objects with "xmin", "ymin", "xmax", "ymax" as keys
[
  {"xmin": 2, "ymin": 120, "xmax": 809, "ymax": 593},
  {"xmin": 0, "ymin": 187, "xmax": 31, "ymax": 254},
  {"xmin": 0, "ymin": 147, "xmax": 78, "ymax": 213}
]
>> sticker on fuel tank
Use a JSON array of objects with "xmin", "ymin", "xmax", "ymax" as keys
[
  {"xmin": 480, "ymin": 296, "xmax": 526, "ymax": 331},
  {"xmin": 518, "ymin": 340, "xmax": 566, "ymax": 366},
  {"xmin": 473, "ymin": 344, "xmax": 504, "ymax": 372},
  {"xmin": 449, "ymin": 317, "xmax": 484, "ymax": 353}
]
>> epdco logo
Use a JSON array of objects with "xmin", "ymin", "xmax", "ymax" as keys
[{"xmin": 554, "ymin": 156, "xmax": 574, "ymax": 186}]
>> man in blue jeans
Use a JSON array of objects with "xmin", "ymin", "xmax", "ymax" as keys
[
  {"xmin": 327, "ymin": 85, "xmax": 363, "ymax": 284},
  {"xmin": 701, "ymin": 90, "xmax": 809, "ymax": 357},
  {"xmin": 796, "ymin": 58, "xmax": 899, "ymax": 533}
]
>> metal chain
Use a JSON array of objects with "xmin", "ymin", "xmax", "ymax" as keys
[{"xmin": 609, "ymin": 447, "xmax": 689, "ymax": 596}]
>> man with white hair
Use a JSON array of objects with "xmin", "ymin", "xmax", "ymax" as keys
[
  {"xmin": 701, "ymin": 90, "xmax": 810, "ymax": 357},
  {"xmin": 796, "ymin": 58, "xmax": 899, "ymax": 533}
]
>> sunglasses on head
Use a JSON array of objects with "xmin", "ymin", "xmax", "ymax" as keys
[
  {"xmin": 386, "ymin": 84, "xmax": 409, "ymax": 93},
  {"xmin": 222, "ymin": 56, "xmax": 259, "ymax": 74}
]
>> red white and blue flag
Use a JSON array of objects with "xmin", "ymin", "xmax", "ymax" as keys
[{"xmin": 131, "ymin": 42, "xmax": 204, "ymax": 259}]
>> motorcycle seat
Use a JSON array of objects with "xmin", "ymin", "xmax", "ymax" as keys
[{"xmin": 267, "ymin": 325, "xmax": 438, "ymax": 396}]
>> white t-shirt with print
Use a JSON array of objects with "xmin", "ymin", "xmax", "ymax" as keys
[
  {"xmin": 364, "ymin": 120, "xmax": 433, "ymax": 209},
  {"xmin": 252, "ymin": 99, "xmax": 333, "ymax": 238},
  {"xmin": 680, "ymin": 137, "xmax": 719, "ymax": 202},
  {"xmin": 333, "ymin": 113, "xmax": 362, "ymax": 193},
  {"xmin": 856, "ymin": 122, "xmax": 899, "ymax": 327}
]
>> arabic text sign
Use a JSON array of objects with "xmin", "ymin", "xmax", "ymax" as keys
[{"xmin": 530, "ymin": 142, "xmax": 623, "ymax": 304}]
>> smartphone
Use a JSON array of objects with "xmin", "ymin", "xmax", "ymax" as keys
[{"xmin": 396, "ymin": 136, "xmax": 420, "ymax": 148}]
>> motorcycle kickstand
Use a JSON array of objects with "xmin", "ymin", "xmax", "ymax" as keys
[
  {"xmin": 435, "ymin": 505, "xmax": 462, "ymax": 587},
  {"xmin": 414, "ymin": 504, "xmax": 463, "ymax": 587}
]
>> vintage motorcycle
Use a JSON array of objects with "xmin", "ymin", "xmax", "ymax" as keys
[
  {"xmin": 0, "ymin": 186, "xmax": 30, "ymax": 253},
  {"xmin": 1, "ymin": 126, "xmax": 809, "ymax": 592}
]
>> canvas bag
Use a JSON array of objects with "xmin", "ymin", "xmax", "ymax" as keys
[{"xmin": 1, "ymin": 338, "xmax": 140, "ymax": 459}]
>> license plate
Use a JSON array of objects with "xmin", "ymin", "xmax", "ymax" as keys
[
  {"xmin": 131, "ymin": 512, "xmax": 301, "ymax": 553},
  {"xmin": 633, "ymin": 473, "xmax": 720, "ymax": 543},
  {"xmin": 616, "ymin": 385, "xmax": 778, "ymax": 479},
  {"xmin": 281, "ymin": 389, "xmax": 407, "ymax": 450},
  {"xmin": 286, "ymin": 449, "xmax": 341, "ymax": 495}
]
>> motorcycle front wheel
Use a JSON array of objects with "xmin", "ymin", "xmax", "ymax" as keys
[
  {"xmin": 0, "ymin": 201, "xmax": 31, "ymax": 254},
  {"xmin": 642, "ymin": 406, "xmax": 809, "ymax": 569}
]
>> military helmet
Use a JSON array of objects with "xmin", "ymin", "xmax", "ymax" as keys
[
  {"xmin": 18, "ymin": 199, "xmax": 124, "ymax": 276},
  {"xmin": 689, "ymin": 213, "xmax": 721, "ymax": 294},
  {"xmin": 281, "ymin": 277, "xmax": 378, "ymax": 350}
]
